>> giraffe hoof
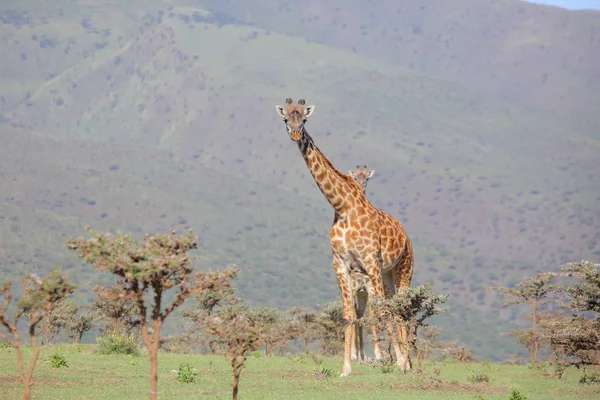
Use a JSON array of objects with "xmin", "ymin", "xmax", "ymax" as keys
[
  {"xmin": 397, "ymin": 359, "xmax": 411, "ymax": 373},
  {"xmin": 340, "ymin": 371, "xmax": 351, "ymax": 377}
]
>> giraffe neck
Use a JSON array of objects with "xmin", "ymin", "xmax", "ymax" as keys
[{"xmin": 297, "ymin": 130, "xmax": 361, "ymax": 214}]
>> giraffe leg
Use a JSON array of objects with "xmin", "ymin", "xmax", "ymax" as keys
[
  {"xmin": 355, "ymin": 290, "xmax": 368, "ymax": 361},
  {"xmin": 367, "ymin": 301, "xmax": 383, "ymax": 360},
  {"xmin": 350, "ymin": 316, "xmax": 358, "ymax": 361},
  {"xmin": 363, "ymin": 257, "xmax": 404, "ymax": 371},
  {"xmin": 333, "ymin": 257, "xmax": 356, "ymax": 377},
  {"xmin": 393, "ymin": 249, "xmax": 415, "ymax": 373}
]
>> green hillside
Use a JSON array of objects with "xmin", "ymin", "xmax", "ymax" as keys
[
  {"xmin": 197, "ymin": 0, "xmax": 600, "ymax": 127},
  {"xmin": 0, "ymin": 0, "xmax": 598, "ymax": 360}
]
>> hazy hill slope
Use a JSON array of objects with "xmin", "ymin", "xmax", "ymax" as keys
[
  {"xmin": 0, "ymin": 125, "xmax": 523, "ymax": 359},
  {"xmin": 0, "ymin": 126, "xmax": 339, "ymax": 309},
  {"xmin": 197, "ymin": 0, "xmax": 600, "ymax": 126},
  {"xmin": 3, "ymin": 5, "xmax": 597, "ymax": 270},
  {"xmin": 0, "ymin": 1, "xmax": 153, "ymax": 113},
  {"xmin": 0, "ymin": 1, "xmax": 598, "ymax": 359}
]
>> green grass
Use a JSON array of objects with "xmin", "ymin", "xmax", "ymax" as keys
[{"xmin": 0, "ymin": 345, "xmax": 598, "ymax": 400}]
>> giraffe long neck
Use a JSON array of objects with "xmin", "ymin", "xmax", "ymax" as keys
[{"xmin": 298, "ymin": 130, "xmax": 359, "ymax": 214}]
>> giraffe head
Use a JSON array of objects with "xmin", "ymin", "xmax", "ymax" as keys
[
  {"xmin": 348, "ymin": 165, "xmax": 374, "ymax": 193},
  {"xmin": 275, "ymin": 98, "xmax": 315, "ymax": 142}
]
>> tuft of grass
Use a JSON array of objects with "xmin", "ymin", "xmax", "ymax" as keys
[
  {"xmin": 291, "ymin": 355, "xmax": 308, "ymax": 364},
  {"xmin": 47, "ymin": 353, "xmax": 68, "ymax": 368},
  {"xmin": 313, "ymin": 363, "xmax": 336, "ymax": 379},
  {"xmin": 0, "ymin": 341, "xmax": 12, "ymax": 349},
  {"xmin": 96, "ymin": 331, "xmax": 140, "ymax": 356},
  {"xmin": 509, "ymin": 389, "xmax": 528, "ymax": 400},
  {"xmin": 579, "ymin": 371, "xmax": 600, "ymax": 385},
  {"xmin": 466, "ymin": 367, "xmax": 490, "ymax": 384},
  {"xmin": 176, "ymin": 362, "xmax": 197, "ymax": 383}
]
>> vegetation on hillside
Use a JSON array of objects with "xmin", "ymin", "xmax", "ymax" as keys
[{"xmin": 0, "ymin": 0, "xmax": 598, "ymax": 361}]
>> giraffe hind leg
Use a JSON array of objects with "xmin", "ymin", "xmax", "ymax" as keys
[
  {"xmin": 354, "ymin": 290, "xmax": 368, "ymax": 361},
  {"xmin": 393, "ymin": 248, "xmax": 415, "ymax": 372},
  {"xmin": 364, "ymin": 257, "xmax": 404, "ymax": 372}
]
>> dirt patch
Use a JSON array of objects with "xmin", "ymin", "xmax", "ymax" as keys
[
  {"xmin": 0, "ymin": 375, "xmax": 63, "ymax": 386},
  {"xmin": 0, "ymin": 376, "xmax": 20, "ymax": 384},
  {"xmin": 390, "ymin": 380, "xmax": 507, "ymax": 393},
  {"xmin": 265, "ymin": 369, "xmax": 319, "ymax": 380},
  {"xmin": 532, "ymin": 373, "xmax": 560, "ymax": 380},
  {"xmin": 339, "ymin": 381, "xmax": 376, "ymax": 390}
]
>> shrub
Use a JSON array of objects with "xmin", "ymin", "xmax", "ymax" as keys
[
  {"xmin": 466, "ymin": 368, "xmax": 489, "ymax": 383},
  {"xmin": 579, "ymin": 371, "xmax": 600, "ymax": 385},
  {"xmin": 441, "ymin": 341, "xmax": 474, "ymax": 363},
  {"xmin": 47, "ymin": 353, "xmax": 68, "ymax": 368},
  {"xmin": 313, "ymin": 363, "xmax": 336, "ymax": 379},
  {"xmin": 508, "ymin": 389, "xmax": 528, "ymax": 400},
  {"xmin": 96, "ymin": 331, "xmax": 140, "ymax": 355},
  {"xmin": 176, "ymin": 362, "xmax": 197, "ymax": 383}
]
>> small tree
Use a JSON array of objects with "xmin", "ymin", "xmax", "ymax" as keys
[
  {"xmin": 557, "ymin": 260, "xmax": 600, "ymax": 314},
  {"xmin": 541, "ymin": 261, "xmax": 600, "ymax": 371},
  {"xmin": 440, "ymin": 340, "xmax": 474, "ymax": 363},
  {"xmin": 0, "ymin": 269, "xmax": 76, "ymax": 400},
  {"xmin": 67, "ymin": 227, "xmax": 237, "ymax": 400},
  {"xmin": 540, "ymin": 314, "xmax": 600, "ymax": 373},
  {"xmin": 288, "ymin": 307, "xmax": 322, "ymax": 353},
  {"xmin": 491, "ymin": 272, "xmax": 556, "ymax": 365},
  {"xmin": 269, "ymin": 315, "xmax": 298, "ymax": 356},
  {"xmin": 252, "ymin": 307, "xmax": 285, "ymax": 356},
  {"xmin": 319, "ymin": 301, "xmax": 345, "ymax": 342},
  {"xmin": 37, "ymin": 298, "xmax": 79, "ymax": 344},
  {"xmin": 199, "ymin": 302, "xmax": 268, "ymax": 400},
  {"xmin": 182, "ymin": 273, "xmax": 239, "ymax": 354},
  {"xmin": 91, "ymin": 280, "xmax": 140, "ymax": 336},
  {"xmin": 415, "ymin": 325, "xmax": 443, "ymax": 364},
  {"xmin": 369, "ymin": 284, "xmax": 449, "ymax": 371},
  {"xmin": 67, "ymin": 309, "xmax": 95, "ymax": 344}
]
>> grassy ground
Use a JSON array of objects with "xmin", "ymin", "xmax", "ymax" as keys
[{"xmin": 0, "ymin": 345, "xmax": 598, "ymax": 400}]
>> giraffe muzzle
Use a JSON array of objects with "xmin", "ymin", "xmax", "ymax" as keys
[{"xmin": 290, "ymin": 129, "xmax": 302, "ymax": 141}]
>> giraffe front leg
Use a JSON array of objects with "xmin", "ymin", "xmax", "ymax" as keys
[
  {"xmin": 396, "ymin": 321, "xmax": 411, "ymax": 373},
  {"xmin": 333, "ymin": 257, "xmax": 355, "ymax": 377},
  {"xmin": 349, "ymin": 315, "xmax": 358, "ymax": 361}
]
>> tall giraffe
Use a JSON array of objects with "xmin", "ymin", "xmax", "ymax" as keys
[
  {"xmin": 275, "ymin": 98, "xmax": 414, "ymax": 376},
  {"xmin": 346, "ymin": 165, "xmax": 382, "ymax": 362}
]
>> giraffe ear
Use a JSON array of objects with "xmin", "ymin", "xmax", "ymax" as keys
[
  {"xmin": 275, "ymin": 105, "xmax": 286, "ymax": 119},
  {"xmin": 348, "ymin": 169, "xmax": 357, "ymax": 179},
  {"xmin": 367, "ymin": 170, "xmax": 375, "ymax": 179},
  {"xmin": 304, "ymin": 105, "xmax": 315, "ymax": 119}
]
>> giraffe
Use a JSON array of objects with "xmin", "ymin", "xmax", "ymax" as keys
[
  {"xmin": 275, "ymin": 98, "xmax": 414, "ymax": 376},
  {"xmin": 345, "ymin": 165, "xmax": 383, "ymax": 362}
]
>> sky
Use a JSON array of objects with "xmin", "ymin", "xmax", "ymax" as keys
[{"xmin": 524, "ymin": 0, "xmax": 600, "ymax": 9}]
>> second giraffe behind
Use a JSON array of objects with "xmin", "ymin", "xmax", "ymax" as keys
[
  {"xmin": 346, "ymin": 165, "xmax": 383, "ymax": 362},
  {"xmin": 275, "ymin": 98, "xmax": 414, "ymax": 376}
]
